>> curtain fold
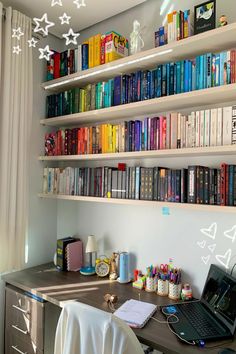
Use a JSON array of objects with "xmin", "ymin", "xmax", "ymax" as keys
[{"xmin": 0, "ymin": 3, "xmax": 33, "ymax": 272}]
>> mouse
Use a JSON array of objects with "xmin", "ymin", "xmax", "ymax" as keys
[{"xmin": 218, "ymin": 349, "xmax": 236, "ymax": 354}]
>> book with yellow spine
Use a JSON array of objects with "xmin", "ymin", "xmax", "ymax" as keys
[
  {"xmin": 88, "ymin": 36, "xmax": 94, "ymax": 68},
  {"xmin": 112, "ymin": 125, "xmax": 116, "ymax": 153},
  {"xmin": 94, "ymin": 34, "xmax": 101, "ymax": 67}
]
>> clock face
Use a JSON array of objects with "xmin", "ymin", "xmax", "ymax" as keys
[{"xmin": 95, "ymin": 261, "xmax": 110, "ymax": 277}]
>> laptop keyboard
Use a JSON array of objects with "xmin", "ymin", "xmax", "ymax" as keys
[{"xmin": 179, "ymin": 302, "xmax": 221, "ymax": 337}]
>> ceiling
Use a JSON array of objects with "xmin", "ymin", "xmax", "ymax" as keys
[{"xmin": 2, "ymin": 0, "xmax": 147, "ymax": 38}]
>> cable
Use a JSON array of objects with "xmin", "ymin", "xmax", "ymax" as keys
[
  {"xmin": 151, "ymin": 312, "xmax": 179, "ymax": 324},
  {"xmin": 230, "ymin": 262, "xmax": 236, "ymax": 276},
  {"xmin": 108, "ymin": 301, "xmax": 116, "ymax": 312},
  {"xmin": 166, "ymin": 318, "xmax": 196, "ymax": 346},
  {"xmin": 153, "ymin": 308, "xmax": 196, "ymax": 346}
]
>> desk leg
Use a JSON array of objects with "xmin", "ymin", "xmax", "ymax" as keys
[{"xmin": 44, "ymin": 302, "xmax": 61, "ymax": 354}]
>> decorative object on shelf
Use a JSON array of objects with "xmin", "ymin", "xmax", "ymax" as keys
[
  {"xmin": 80, "ymin": 235, "xmax": 97, "ymax": 275},
  {"xmin": 117, "ymin": 252, "xmax": 131, "ymax": 283},
  {"xmin": 218, "ymin": 15, "xmax": 228, "ymax": 27},
  {"xmin": 109, "ymin": 252, "xmax": 118, "ymax": 280},
  {"xmin": 130, "ymin": 20, "xmax": 144, "ymax": 55},
  {"xmin": 95, "ymin": 256, "xmax": 110, "ymax": 277},
  {"xmin": 194, "ymin": 0, "xmax": 216, "ymax": 35},
  {"xmin": 181, "ymin": 283, "xmax": 193, "ymax": 300}
]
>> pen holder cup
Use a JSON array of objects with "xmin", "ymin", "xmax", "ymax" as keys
[
  {"xmin": 145, "ymin": 277, "xmax": 155, "ymax": 292},
  {"xmin": 157, "ymin": 279, "xmax": 169, "ymax": 296},
  {"xmin": 168, "ymin": 283, "xmax": 182, "ymax": 300}
]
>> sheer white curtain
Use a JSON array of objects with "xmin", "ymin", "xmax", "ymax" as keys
[{"xmin": 0, "ymin": 3, "xmax": 33, "ymax": 272}]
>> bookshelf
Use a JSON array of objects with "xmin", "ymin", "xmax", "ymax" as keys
[
  {"xmin": 42, "ymin": 23, "xmax": 236, "ymax": 93},
  {"xmin": 40, "ymin": 84, "xmax": 236, "ymax": 126},
  {"xmin": 39, "ymin": 145, "xmax": 236, "ymax": 162},
  {"xmin": 40, "ymin": 23, "xmax": 236, "ymax": 211},
  {"xmin": 38, "ymin": 194, "xmax": 236, "ymax": 213}
]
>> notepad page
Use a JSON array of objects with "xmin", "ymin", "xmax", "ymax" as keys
[{"xmin": 114, "ymin": 299, "xmax": 157, "ymax": 328}]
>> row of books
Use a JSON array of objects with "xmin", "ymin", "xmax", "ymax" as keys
[
  {"xmin": 44, "ymin": 105, "xmax": 236, "ymax": 156},
  {"xmin": 155, "ymin": 9, "xmax": 192, "ymax": 47},
  {"xmin": 47, "ymin": 31, "xmax": 129, "ymax": 80},
  {"xmin": 42, "ymin": 163, "xmax": 236, "ymax": 207},
  {"xmin": 46, "ymin": 49, "xmax": 236, "ymax": 118}
]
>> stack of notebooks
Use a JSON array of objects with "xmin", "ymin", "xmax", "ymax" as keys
[{"xmin": 114, "ymin": 299, "xmax": 157, "ymax": 328}]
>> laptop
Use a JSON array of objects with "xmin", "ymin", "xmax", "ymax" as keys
[{"xmin": 162, "ymin": 264, "xmax": 236, "ymax": 342}]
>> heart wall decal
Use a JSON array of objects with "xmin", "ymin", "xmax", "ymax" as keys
[
  {"xmin": 197, "ymin": 240, "xmax": 206, "ymax": 249},
  {"xmin": 200, "ymin": 223, "xmax": 217, "ymax": 240},
  {"xmin": 215, "ymin": 249, "xmax": 232, "ymax": 269},
  {"xmin": 224, "ymin": 226, "xmax": 236, "ymax": 243},
  {"xmin": 201, "ymin": 255, "xmax": 211, "ymax": 265}
]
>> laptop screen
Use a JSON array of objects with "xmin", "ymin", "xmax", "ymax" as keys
[{"xmin": 201, "ymin": 264, "xmax": 236, "ymax": 335}]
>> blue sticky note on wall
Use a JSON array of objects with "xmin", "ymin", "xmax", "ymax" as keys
[{"xmin": 162, "ymin": 207, "xmax": 170, "ymax": 216}]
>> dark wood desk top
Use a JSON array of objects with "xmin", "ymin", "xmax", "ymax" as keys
[{"xmin": 3, "ymin": 263, "xmax": 236, "ymax": 354}]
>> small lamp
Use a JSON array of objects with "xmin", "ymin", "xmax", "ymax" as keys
[{"xmin": 80, "ymin": 235, "xmax": 97, "ymax": 275}]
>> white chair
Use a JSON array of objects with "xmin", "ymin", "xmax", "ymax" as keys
[{"xmin": 54, "ymin": 301, "xmax": 145, "ymax": 354}]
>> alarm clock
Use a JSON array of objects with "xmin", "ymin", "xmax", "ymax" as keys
[{"xmin": 95, "ymin": 257, "xmax": 110, "ymax": 277}]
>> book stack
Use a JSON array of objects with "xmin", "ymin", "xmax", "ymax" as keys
[
  {"xmin": 155, "ymin": 9, "xmax": 192, "ymax": 47},
  {"xmin": 44, "ymin": 105, "xmax": 236, "ymax": 157},
  {"xmin": 46, "ymin": 49, "xmax": 236, "ymax": 118},
  {"xmin": 46, "ymin": 31, "xmax": 129, "ymax": 80},
  {"xmin": 42, "ymin": 163, "xmax": 236, "ymax": 207}
]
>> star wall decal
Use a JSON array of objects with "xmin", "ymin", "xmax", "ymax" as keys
[
  {"xmin": 59, "ymin": 13, "xmax": 71, "ymax": 25},
  {"xmin": 28, "ymin": 37, "xmax": 38, "ymax": 48},
  {"xmin": 62, "ymin": 28, "xmax": 80, "ymax": 45},
  {"xmin": 73, "ymin": 0, "xmax": 86, "ymax": 9},
  {"xmin": 33, "ymin": 13, "xmax": 55, "ymax": 36},
  {"xmin": 51, "ymin": 0, "xmax": 63, "ymax": 6},
  {"xmin": 39, "ymin": 45, "xmax": 54, "ymax": 61},
  {"xmin": 12, "ymin": 27, "xmax": 24, "ymax": 40},
  {"xmin": 13, "ymin": 45, "xmax": 22, "ymax": 55}
]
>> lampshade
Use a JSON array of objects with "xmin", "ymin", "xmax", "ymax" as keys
[{"xmin": 85, "ymin": 235, "xmax": 97, "ymax": 253}]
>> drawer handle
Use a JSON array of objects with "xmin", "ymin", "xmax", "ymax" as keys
[
  {"xmin": 12, "ymin": 305, "xmax": 29, "ymax": 315},
  {"xmin": 11, "ymin": 345, "xmax": 27, "ymax": 354},
  {"xmin": 12, "ymin": 324, "xmax": 28, "ymax": 335}
]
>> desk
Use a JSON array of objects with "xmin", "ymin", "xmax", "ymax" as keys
[{"xmin": 3, "ymin": 263, "xmax": 236, "ymax": 354}]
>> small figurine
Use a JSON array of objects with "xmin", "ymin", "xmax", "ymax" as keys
[
  {"xmin": 130, "ymin": 20, "xmax": 144, "ymax": 55},
  {"xmin": 109, "ymin": 253, "xmax": 118, "ymax": 280},
  {"xmin": 218, "ymin": 15, "xmax": 228, "ymax": 27}
]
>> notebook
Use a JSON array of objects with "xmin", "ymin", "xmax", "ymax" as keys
[
  {"xmin": 114, "ymin": 299, "xmax": 157, "ymax": 328},
  {"xmin": 161, "ymin": 264, "xmax": 236, "ymax": 342},
  {"xmin": 66, "ymin": 240, "xmax": 83, "ymax": 271}
]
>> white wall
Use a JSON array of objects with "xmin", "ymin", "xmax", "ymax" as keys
[
  {"xmin": 27, "ymin": 34, "xmax": 64, "ymax": 268},
  {"xmin": 77, "ymin": 0, "xmax": 236, "ymax": 51},
  {"xmin": 57, "ymin": 0, "xmax": 236, "ymax": 299}
]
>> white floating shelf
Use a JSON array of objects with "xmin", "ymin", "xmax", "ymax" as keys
[
  {"xmin": 40, "ymin": 84, "xmax": 236, "ymax": 127},
  {"xmin": 39, "ymin": 145, "xmax": 236, "ymax": 162},
  {"xmin": 38, "ymin": 194, "xmax": 236, "ymax": 213},
  {"xmin": 42, "ymin": 23, "xmax": 236, "ymax": 93}
]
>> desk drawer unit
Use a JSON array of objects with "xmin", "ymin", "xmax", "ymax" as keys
[
  {"xmin": 5, "ymin": 285, "xmax": 44, "ymax": 354},
  {"xmin": 5, "ymin": 333, "xmax": 43, "ymax": 354}
]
